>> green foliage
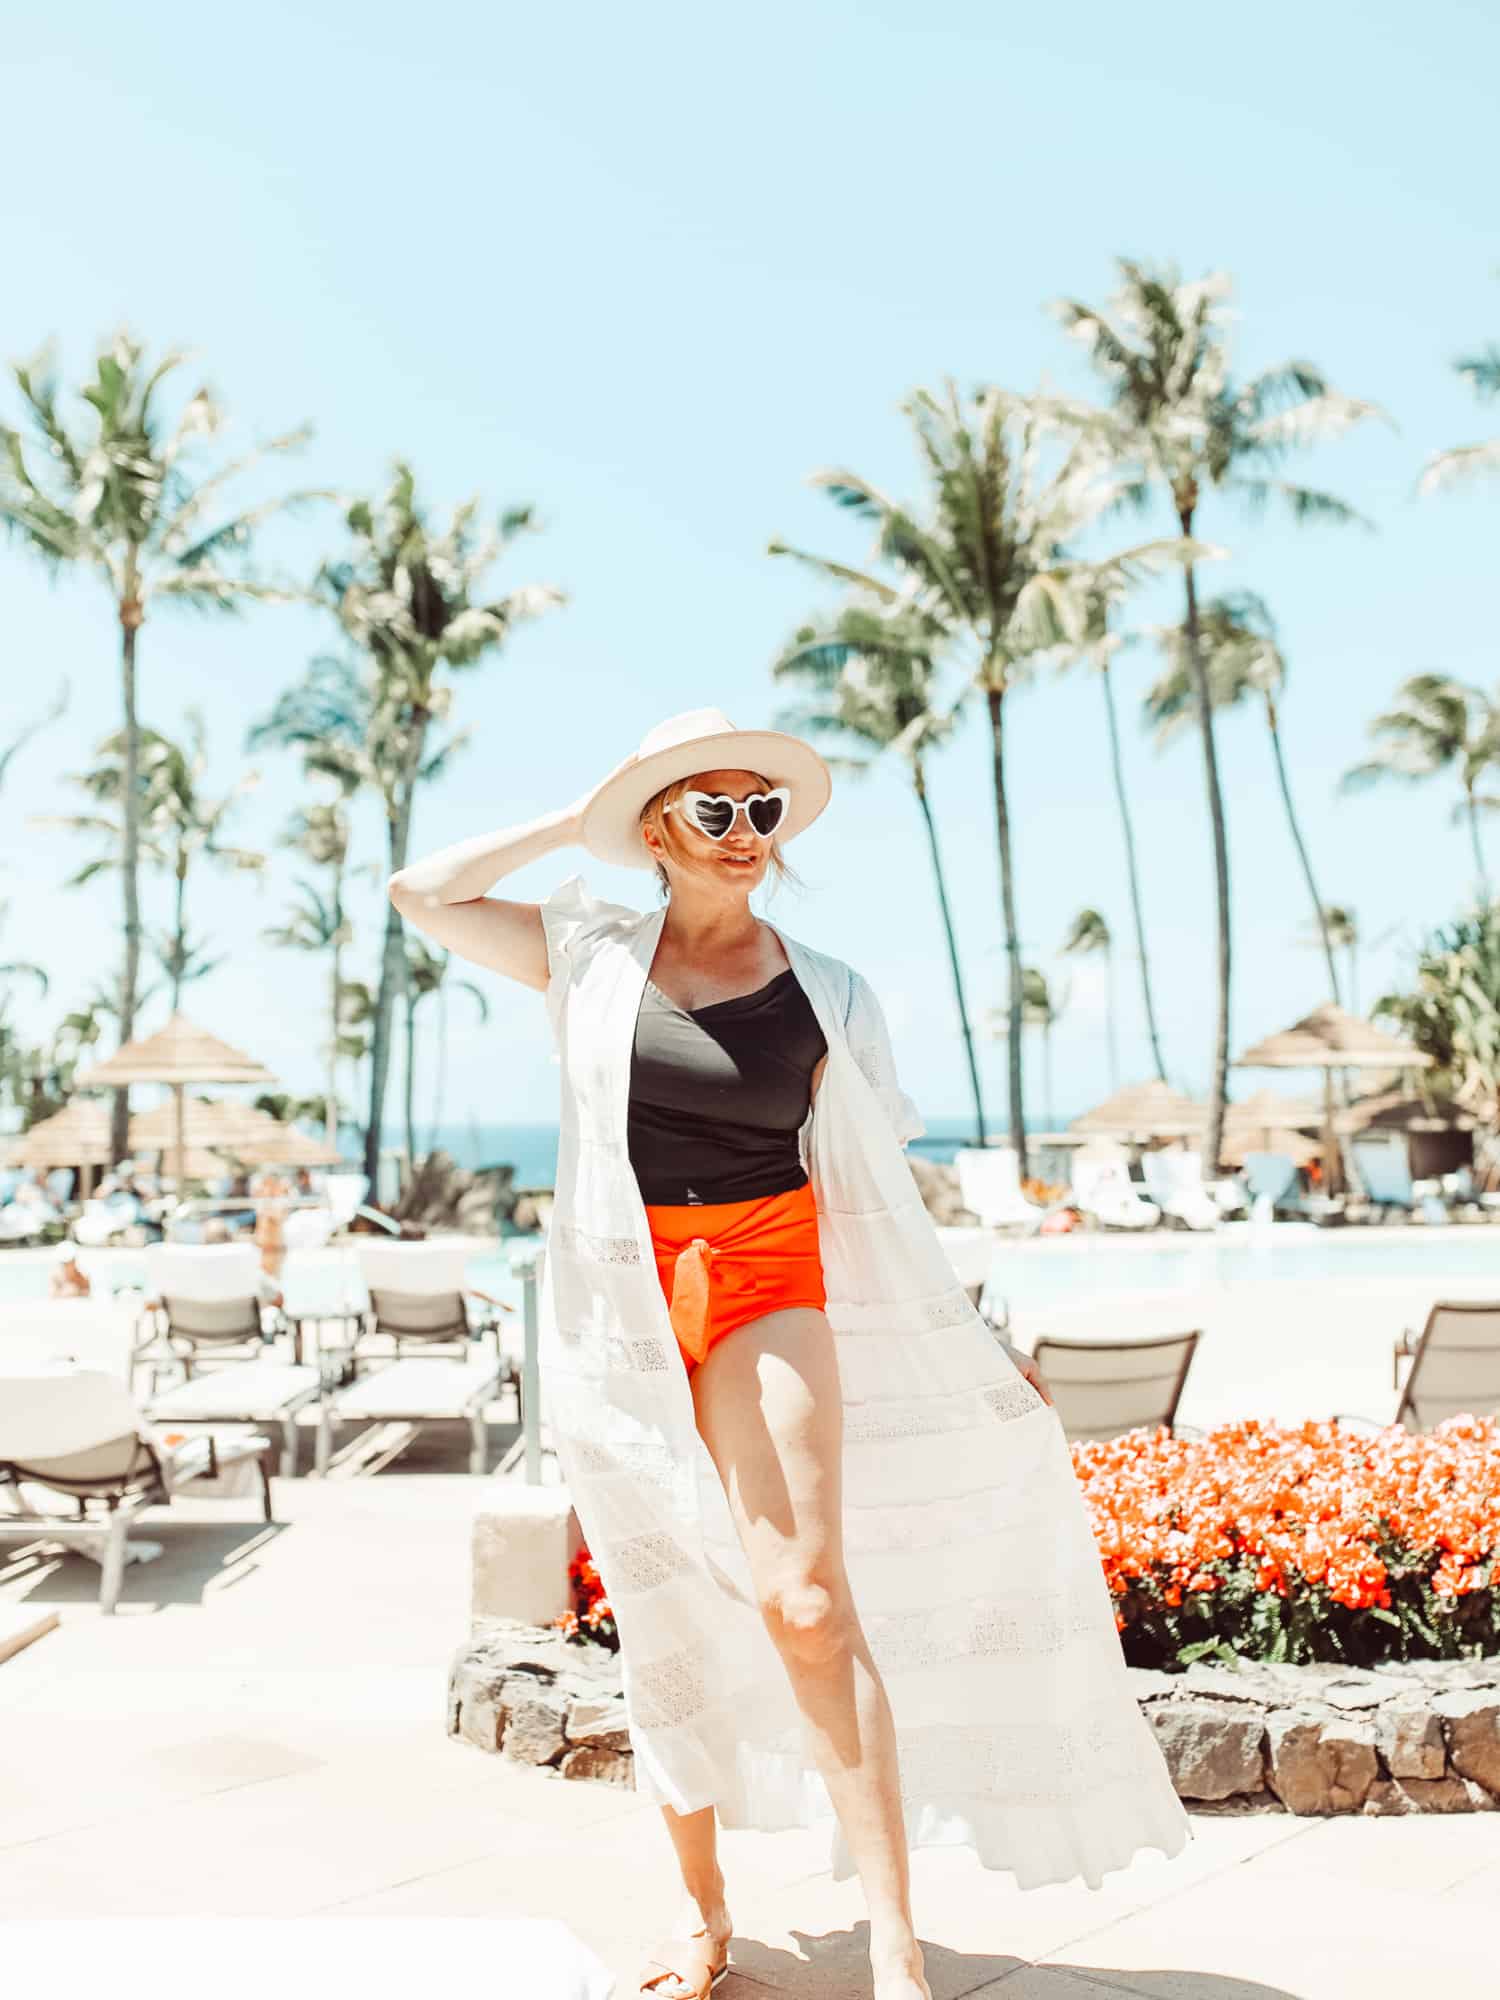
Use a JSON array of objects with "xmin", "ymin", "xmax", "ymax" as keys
[{"xmin": 1374, "ymin": 905, "xmax": 1500, "ymax": 1128}]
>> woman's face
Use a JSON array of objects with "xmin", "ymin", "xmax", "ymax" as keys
[{"xmin": 651, "ymin": 766, "xmax": 777, "ymax": 890}]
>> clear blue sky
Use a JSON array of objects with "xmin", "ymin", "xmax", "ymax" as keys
[{"xmin": 2, "ymin": 1, "xmax": 1496, "ymax": 1134}]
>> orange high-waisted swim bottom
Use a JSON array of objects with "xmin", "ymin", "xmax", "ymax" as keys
[{"xmin": 643, "ymin": 1180, "xmax": 827, "ymax": 1375}]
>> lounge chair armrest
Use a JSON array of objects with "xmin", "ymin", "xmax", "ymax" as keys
[{"xmin": 1331, "ymin": 1411, "xmax": 1394, "ymax": 1432}]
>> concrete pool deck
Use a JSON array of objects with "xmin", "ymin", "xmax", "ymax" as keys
[{"xmin": 5, "ymin": 1447, "xmax": 1500, "ymax": 1996}]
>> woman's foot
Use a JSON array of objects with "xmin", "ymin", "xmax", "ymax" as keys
[
  {"xmin": 637, "ymin": 1898, "xmax": 732, "ymax": 1997},
  {"xmin": 869, "ymin": 1938, "xmax": 932, "ymax": 2000}
]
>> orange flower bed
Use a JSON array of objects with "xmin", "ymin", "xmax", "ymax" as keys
[
  {"xmin": 1075, "ymin": 1416, "xmax": 1500, "ymax": 1669},
  {"xmin": 554, "ymin": 1545, "xmax": 618, "ymax": 1651}
]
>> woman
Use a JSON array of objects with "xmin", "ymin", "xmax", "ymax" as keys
[{"xmin": 391, "ymin": 707, "xmax": 1190, "ymax": 2000}]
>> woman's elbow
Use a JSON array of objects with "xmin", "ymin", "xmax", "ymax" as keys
[{"xmin": 387, "ymin": 871, "xmax": 419, "ymax": 911}]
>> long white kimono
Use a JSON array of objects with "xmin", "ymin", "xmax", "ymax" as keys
[{"xmin": 536, "ymin": 875, "xmax": 1192, "ymax": 1892}]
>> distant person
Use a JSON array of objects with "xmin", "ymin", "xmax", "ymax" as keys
[
  {"xmin": 49, "ymin": 1249, "xmax": 91, "ymax": 1298},
  {"xmin": 389, "ymin": 705, "xmax": 1185, "ymax": 1998}
]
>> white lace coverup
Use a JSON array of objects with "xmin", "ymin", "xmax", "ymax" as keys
[{"xmin": 536, "ymin": 875, "xmax": 1192, "ymax": 1891}]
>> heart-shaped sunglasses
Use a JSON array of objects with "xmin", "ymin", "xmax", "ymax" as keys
[{"xmin": 665, "ymin": 786, "xmax": 790, "ymax": 841}]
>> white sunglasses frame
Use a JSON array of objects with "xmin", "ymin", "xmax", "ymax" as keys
[{"xmin": 665, "ymin": 786, "xmax": 791, "ymax": 842}]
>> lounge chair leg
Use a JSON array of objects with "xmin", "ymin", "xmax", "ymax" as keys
[
  {"xmin": 315, "ymin": 1412, "xmax": 334, "ymax": 1477},
  {"xmin": 100, "ymin": 1509, "xmax": 130, "ymax": 1615},
  {"xmin": 278, "ymin": 1417, "xmax": 298, "ymax": 1482},
  {"xmin": 259, "ymin": 1453, "xmax": 274, "ymax": 1522},
  {"xmin": 469, "ymin": 1408, "xmax": 487, "ymax": 1476}
]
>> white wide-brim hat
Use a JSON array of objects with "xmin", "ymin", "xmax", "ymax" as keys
[{"xmin": 579, "ymin": 707, "xmax": 833, "ymax": 871}]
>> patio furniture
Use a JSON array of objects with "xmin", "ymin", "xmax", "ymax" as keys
[
  {"xmin": 313, "ymin": 1350, "xmax": 506, "ymax": 1477},
  {"xmin": 1027, "ymin": 1330, "xmax": 1201, "ymax": 1444},
  {"xmin": 1069, "ymin": 1156, "xmax": 1160, "ymax": 1231},
  {"xmin": 133, "ymin": 1244, "xmax": 285, "ymax": 1391},
  {"xmin": 142, "ymin": 1356, "xmax": 323, "ymax": 1479},
  {"xmin": 1348, "ymin": 1134, "xmax": 1421, "ymax": 1222},
  {"xmin": 0, "ymin": 1361, "xmax": 273, "ymax": 1613},
  {"xmin": 953, "ymin": 1147, "xmax": 1045, "ymax": 1231},
  {"xmin": 351, "ymin": 1241, "xmax": 511, "ymax": 1373},
  {"xmin": 1381, "ymin": 1300, "xmax": 1500, "ymax": 1431},
  {"xmin": 324, "ymin": 1172, "xmax": 369, "ymax": 1232},
  {"xmin": 1141, "ymin": 1151, "xmax": 1220, "ymax": 1232}
]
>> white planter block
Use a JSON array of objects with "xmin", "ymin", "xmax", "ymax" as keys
[{"xmin": 471, "ymin": 1482, "xmax": 583, "ymax": 1626}]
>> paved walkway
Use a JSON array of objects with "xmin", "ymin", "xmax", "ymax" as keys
[{"xmin": 3, "ymin": 1456, "xmax": 1499, "ymax": 1996}]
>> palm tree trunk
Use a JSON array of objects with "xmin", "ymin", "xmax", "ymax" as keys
[
  {"xmin": 911, "ymin": 761, "xmax": 987, "ymax": 1145},
  {"xmin": 984, "ymin": 684, "xmax": 1028, "ymax": 1176},
  {"xmin": 404, "ymin": 985, "xmax": 418, "ymax": 1174},
  {"xmin": 171, "ymin": 854, "xmax": 187, "ymax": 1011},
  {"xmin": 430, "ymin": 981, "xmax": 449, "ymax": 1159},
  {"xmin": 112, "ymin": 598, "xmax": 143, "ymax": 1165},
  {"xmin": 1181, "ymin": 542, "xmax": 1232, "ymax": 1177},
  {"xmin": 1105, "ymin": 944, "xmax": 1119, "ymax": 1091},
  {"xmin": 1264, "ymin": 694, "xmax": 1341, "ymax": 1005},
  {"xmin": 1465, "ymin": 784, "xmax": 1491, "ymax": 903},
  {"xmin": 1099, "ymin": 661, "xmax": 1168, "ymax": 1082},
  {"xmin": 327, "ymin": 867, "xmax": 343, "ymax": 1157},
  {"xmin": 364, "ymin": 722, "xmax": 426, "ymax": 1185}
]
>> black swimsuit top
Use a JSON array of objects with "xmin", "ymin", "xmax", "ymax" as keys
[{"xmin": 627, "ymin": 968, "xmax": 828, "ymax": 1205}]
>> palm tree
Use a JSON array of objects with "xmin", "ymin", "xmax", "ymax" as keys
[
  {"xmin": 1020, "ymin": 966, "xmax": 1065, "ymax": 1133},
  {"xmin": 401, "ymin": 937, "xmax": 491, "ymax": 1165},
  {"xmin": 321, "ymin": 462, "xmax": 564, "ymax": 1182},
  {"xmin": 1060, "ymin": 908, "xmax": 1116, "ymax": 1090},
  {"xmin": 1055, "ymin": 591, "xmax": 1169, "ymax": 1081},
  {"xmin": 1052, "ymin": 259, "xmax": 1381, "ymax": 1169},
  {"xmin": 262, "ymin": 878, "xmax": 352, "ymax": 1154},
  {"xmin": 770, "ymin": 609, "xmax": 988, "ymax": 1142},
  {"xmin": 1341, "ymin": 674, "xmax": 1500, "ymax": 900},
  {"xmin": 1144, "ymin": 591, "xmax": 1343, "ymax": 1004},
  {"xmin": 0, "ymin": 332, "xmax": 322, "ymax": 1157},
  {"xmin": 32, "ymin": 718, "xmax": 265, "ymax": 1010},
  {"xmin": 1421, "ymin": 304, "xmax": 1500, "ymax": 493},
  {"xmin": 769, "ymin": 383, "xmax": 1162, "ymax": 1175}
]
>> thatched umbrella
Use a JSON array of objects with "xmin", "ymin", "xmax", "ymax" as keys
[
  {"xmin": 1223, "ymin": 1088, "xmax": 1324, "ymax": 1150},
  {"xmin": 2, "ymin": 1100, "xmax": 114, "ymax": 1194},
  {"xmin": 1221, "ymin": 1126, "xmax": 1321, "ymax": 1170},
  {"xmin": 77, "ymin": 1013, "xmax": 278, "ymax": 1189},
  {"xmin": 1070, "ymin": 1079, "xmax": 1207, "ymax": 1143},
  {"xmin": 129, "ymin": 1096, "xmax": 339, "ymax": 1170},
  {"xmin": 1235, "ymin": 1003, "xmax": 1433, "ymax": 1197}
]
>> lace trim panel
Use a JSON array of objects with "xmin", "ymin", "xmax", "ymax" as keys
[
  {"xmin": 866, "ymin": 1589, "xmax": 1101, "ymax": 1673},
  {"xmin": 555, "ymin": 1221, "xmax": 642, "ymax": 1265},
  {"xmin": 894, "ymin": 1696, "xmax": 1147, "ymax": 1806},
  {"xmin": 602, "ymin": 1529, "xmax": 697, "ymax": 1596},
  {"xmin": 843, "ymin": 1374, "xmax": 1043, "ymax": 1442},
  {"xmin": 631, "ymin": 1644, "xmax": 711, "ymax": 1729},
  {"xmin": 602, "ymin": 1328, "xmax": 674, "ymax": 1373}
]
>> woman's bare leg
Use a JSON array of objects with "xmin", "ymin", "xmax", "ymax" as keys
[
  {"xmin": 689, "ymin": 1306, "xmax": 931, "ymax": 2000},
  {"xmin": 648, "ymin": 1801, "xmax": 732, "ymax": 1997}
]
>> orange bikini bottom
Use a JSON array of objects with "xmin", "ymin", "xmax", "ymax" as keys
[{"xmin": 643, "ymin": 1180, "xmax": 827, "ymax": 1376}]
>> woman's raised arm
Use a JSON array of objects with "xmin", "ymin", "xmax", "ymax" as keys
[{"xmin": 387, "ymin": 801, "xmax": 587, "ymax": 989}]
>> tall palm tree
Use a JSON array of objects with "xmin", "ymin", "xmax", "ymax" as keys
[
  {"xmin": 770, "ymin": 383, "xmax": 1161, "ymax": 1175},
  {"xmin": 0, "ymin": 332, "xmax": 322, "ymax": 1157},
  {"xmin": 1055, "ymin": 591, "xmax": 1169, "ymax": 1081},
  {"xmin": 1341, "ymin": 674, "xmax": 1500, "ymax": 900},
  {"xmin": 401, "ymin": 936, "xmax": 491, "ymax": 1165},
  {"xmin": 770, "ymin": 609, "xmax": 988, "ymax": 1142},
  {"xmin": 1052, "ymin": 259, "xmax": 1381, "ymax": 1169},
  {"xmin": 262, "ymin": 878, "xmax": 353, "ymax": 1155},
  {"xmin": 1060, "ymin": 908, "xmax": 1117, "ymax": 1090},
  {"xmin": 1420, "ymin": 303, "xmax": 1500, "ymax": 493},
  {"xmin": 321, "ymin": 463, "xmax": 564, "ymax": 1182},
  {"xmin": 1020, "ymin": 965, "xmax": 1065, "ymax": 1133},
  {"xmin": 1145, "ymin": 591, "xmax": 1343, "ymax": 1004},
  {"xmin": 31, "ymin": 718, "xmax": 265, "ymax": 1010}
]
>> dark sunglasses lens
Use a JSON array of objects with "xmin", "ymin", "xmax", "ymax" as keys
[
  {"xmin": 746, "ymin": 794, "xmax": 785, "ymax": 837},
  {"xmin": 691, "ymin": 796, "xmax": 736, "ymax": 839}
]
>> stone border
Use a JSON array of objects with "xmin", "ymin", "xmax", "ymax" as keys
[{"xmin": 448, "ymin": 1620, "xmax": 1500, "ymax": 1815}]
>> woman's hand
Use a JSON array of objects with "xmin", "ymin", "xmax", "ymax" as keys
[{"xmin": 999, "ymin": 1338, "xmax": 1053, "ymax": 1407}]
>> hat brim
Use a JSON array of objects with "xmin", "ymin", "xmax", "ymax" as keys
[{"xmin": 579, "ymin": 728, "xmax": 833, "ymax": 871}]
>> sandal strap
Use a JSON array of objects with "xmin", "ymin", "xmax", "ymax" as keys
[{"xmin": 639, "ymin": 1934, "xmax": 722, "ymax": 1995}]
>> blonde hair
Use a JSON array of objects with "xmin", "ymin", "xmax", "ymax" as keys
[{"xmin": 639, "ymin": 772, "xmax": 802, "ymax": 899}]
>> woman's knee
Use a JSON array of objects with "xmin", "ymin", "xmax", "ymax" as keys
[{"xmin": 760, "ymin": 1575, "xmax": 855, "ymax": 1666}]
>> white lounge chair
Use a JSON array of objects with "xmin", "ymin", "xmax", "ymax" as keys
[
  {"xmin": 1070, "ymin": 1156, "xmax": 1160, "ymax": 1230},
  {"xmin": 324, "ymin": 1172, "xmax": 370, "ymax": 1233},
  {"xmin": 1141, "ymin": 1151, "xmax": 1220, "ymax": 1232},
  {"xmin": 0, "ymin": 1361, "xmax": 273, "ymax": 1612},
  {"xmin": 1027, "ymin": 1329, "xmax": 1201, "ymax": 1444},
  {"xmin": 143, "ymin": 1356, "xmax": 323, "ymax": 1480},
  {"xmin": 314, "ymin": 1350, "xmax": 506, "ymax": 1477},
  {"xmin": 352, "ymin": 1241, "xmax": 511, "ymax": 1372},
  {"xmin": 133, "ymin": 1244, "xmax": 283, "ymax": 1391},
  {"xmin": 953, "ymin": 1147, "xmax": 1045, "ymax": 1232}
]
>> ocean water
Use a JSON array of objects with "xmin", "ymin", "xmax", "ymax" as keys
[{"xmin": 427, "ymin": 1117, "xmax": 992, "ymax": 1185}]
